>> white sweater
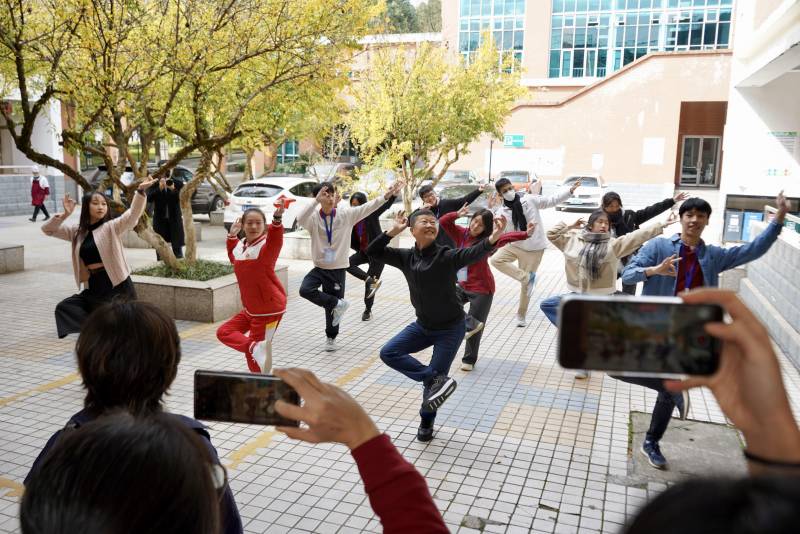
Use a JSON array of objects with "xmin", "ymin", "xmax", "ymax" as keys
[
  {"xmin": 493, "ymin": 188, "xmax": 572, "ymax": 251},
  {"xmin": 296, "ymin": 196, "xmax": 386, "ymax": 269}
]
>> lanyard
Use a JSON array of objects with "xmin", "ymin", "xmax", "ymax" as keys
[
  {"xmin": 457, "ymin": 226, "xmax": 470, "ymax": 249},
  {"xmin": 680, "ymin": 243, "xmax": 698, "ymax": 289},
  {"xmin": 320, "ymin": 208, "xmax": 335, "ymax": 245}
]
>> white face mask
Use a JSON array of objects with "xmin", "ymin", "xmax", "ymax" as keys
[{"xmin": 502, "ymin": 190, "xmax": 516, "ymax": 202}]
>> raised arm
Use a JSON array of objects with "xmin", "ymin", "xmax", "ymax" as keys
[
  {"xmin": 547, "ymin": 220, "xmax": 580, "ymax": 251},
  {"xmin": 371, "ymin": 194, "xmax": 396, "ymax": 220},
  {"xmin": 343, "ymin": 180, "xmax": 405, "ymax": 226},
  {"xmin": 110, "ymin": 178, "xmax": 156, "ymax": 235},
  {"xmin": 611, "ymin": 220, "xmax": 667, "ymax": 258},
  {"xmin": 448, "ymin": 214, "xmax": 506, "ymax": 270},
  {"xmin": 630, "ymin": 197, "xmax": 676, "ymax": 226},
  {"xmin": 259, "ymin": 212, "xmax": 285, "ymax": 270},
  {"xmin": 528, "ymin": 187, "xmax": 572, "ymax": 209},
  {"xmin": 41, "ymin": 194, "xmax": 79, "ymax": 242},
  {"xmin": 717, "ymin": 221, "xmax": 782, "ymax": 272},
  {"xmin": 438, "ymin": 209, "xmax": 465, "ymax": 243}
]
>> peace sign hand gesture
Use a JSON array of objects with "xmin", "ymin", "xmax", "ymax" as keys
[
  {"xmin": 228, "ymin": 217, "xmax": 242, "ymax": 237},
  {"xmin": 456, "ymin": 203, "xmax": 470, "ymax": 218}
]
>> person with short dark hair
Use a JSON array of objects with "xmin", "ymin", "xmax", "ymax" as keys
[
  {"xmin": 601, "ymin": 190, "xmax": 689, "ymax": 294},
  {"xmin": 22, "ymin": 412, "xmax": 223, "ymax": 534},
  {"xmin": 217, "ymin": 206, "xmax": 285, "ymax": 373},
  {"xmin": 147, "ymin": 171, "xmax": 185, "ymax": 259},
  {"xmin": 347, "ymin": 191, "xmax": 396, "ymax": 321},
  {"xmin": 620, "ymin": 192, "xmax": 791, "ymax": 470},
  {"xmin": 438, "ymin": 203, "xmax": 533, "ymax": 370},
  {"xmin": 297, "ymin": 180, "xmax": 404, "ymax": 351},
  {"xmin": 24, "ymin": 300, "xmax": 243, "ymax": 534},
  {"xmin": 29, "ymin": 165, "xmax": 50, "ymax": 222},
  {"xmin": 367, "ymin": 208, "xmax": 508, "ymax": 441},
  {"xmin": 491, "ymin": 176, "xmax": 581, "ymax": 326},
  {"xmin": 42, "ymin": 178, "xmax": 156, "ymax": 338},
  {"xmin": 418, "ymin": 180, "xmax": 486, "ymax": 248}
]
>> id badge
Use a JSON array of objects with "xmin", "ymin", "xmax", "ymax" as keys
[
  {"xmin": 323, "ymin": 247, "xmax": 336, "ymax": 264},
  {"xmin": 456, "ymin": 267, "xmax": 468, "ymax": 282}
]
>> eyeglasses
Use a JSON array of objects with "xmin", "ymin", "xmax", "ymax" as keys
[{"xmin": 414, "ymin": 219, "xmax": 438, "ymax": 227}]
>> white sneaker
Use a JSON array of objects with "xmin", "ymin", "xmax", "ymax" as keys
[
  {"xmin": 515, "ymin": 314, "xmax": 527, "ymax": 327},
  {"xmin": 366, "ymin": 277, "xmax": 382, "ymax": 299},
  {"xmin": 331, "ymin": 299, "xmax": 350, "ymax": 327},
  {"xmin": 251, "ymin": 340, "xmax": 269, "ymax": 373},
  {"xmin": 574, "ymin": 370, "xmax": 590, "ymax": 379},
  {"xmin": 324, "ymin": 337, "xmax": 337, "ymax": 352},
  {"xmin": 461, "ymin": 362, "xmax": 474, "ymax": 371},
  {"xmin": 526, "ymin": 272, "xmax": 537, "ymax": 298},
  {"xmin": 464, "ymin": 321, "xmax": 484, "ymax": 340}
]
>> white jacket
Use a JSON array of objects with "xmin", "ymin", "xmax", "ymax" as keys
[
  {"xmin": 31, "ymin": 175, "xmax": 49, "ymax": 189},
  {"xmin": 493, "ymin": 188, "xmax": 572, "ymax": 251}
]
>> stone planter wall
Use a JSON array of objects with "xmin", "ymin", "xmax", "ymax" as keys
[
  {"xmin": 209, "ymin": 211, "xmax": 224, "ymax": 226},
  {"xmin": 0, "ymin": 244, "xmax": 24, "ymax": 274},
  {"xmin": 123, "ymin": 222, "xmax": 202, "ymax": 248},
  {"xmin": 133, "ymin": 264, "xmax": 289, "ymax": 322}
]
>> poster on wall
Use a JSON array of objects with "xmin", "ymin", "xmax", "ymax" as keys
[{"xmin": 641, "ymin": 137, "xmax": 665, "ymax": 166}]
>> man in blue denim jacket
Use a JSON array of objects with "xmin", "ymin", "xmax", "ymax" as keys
[{"xmin": 619, "ymin": 193, "xmax": 790, "ymax": 470}]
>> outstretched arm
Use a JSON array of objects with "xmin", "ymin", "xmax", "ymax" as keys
[
  {"xmin": 111, "ymin": 177, "xmax": 157, "ymax": 235},
  {"xmin": 630, "ymin": 197, "xmax": 676, "ymax": 226},
  {"xmin": 42, "ymin": 194, "xmax": 79, "ymax": 241}
]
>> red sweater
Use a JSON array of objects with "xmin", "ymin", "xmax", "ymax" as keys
[
  {"xmin": 352, "ymin": 434, "xmax": 448, "ymax": 533},
  {"xmin": 226, "ymin": 222, "xmax": 286, "ymax": 316},
  {"xmin": 439, "ymin": 212, "xmax": 528, "ymax": 294}
]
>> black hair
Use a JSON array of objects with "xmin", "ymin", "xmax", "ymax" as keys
[
  {"xmin": 409, "ymin": 208, "xmax": 437, "ymax": 226},
  {"xmin": 21, "ymin": 412, "xmax": 220, "ymax": 534},
  {"xmin": 602, "ymin": 191, "xmax": 622, "ymax": 208},
  {"xmin": 350, "ymin": 192, "xmax": 368, "ymax": 206},
  {"xmin": 679, "ymin": 197, "xmax": 712, "ymax": 217},
  {"xmin": 494, "ymin": 178, "xmax": 512, "ymax": 192},
  {"xmin": 471, "ymin": 209, "xmax": 494, "ymax": 239},
  {"xmin": 78, "ymin": 191, "xmax": 112, "ymax": 234},
  {"xmin": 418, "ymin": 184, "xmax": 435, "ymax": 199},
  {"xmin": 624, "ymin": 476, "xmax": 800, "ymax": 534},
  {"xmin": 311, "ymin": 181, "xmax": 335, "ymax": 197},
  {"xmin": 586, "ymin": 209, "xmax": 609, "ymax": 231},
  {"xmin": 76, "ymin": 300, "xmax": 181, "ymax": 415},
  {"xmin": 241, "ymin": 208, "xmax": 266, "ymax": 224}
]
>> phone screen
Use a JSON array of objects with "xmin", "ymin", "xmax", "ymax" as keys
[
  {"xmin": 559, "ymin": 297, "xmax": 723, "ymax": 376},
  {"xmin": 194, "ymin": 370, "xmax": 300, "ymax": 426}
]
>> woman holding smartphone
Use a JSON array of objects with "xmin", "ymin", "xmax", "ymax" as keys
[
  {"xmin": 540, "ymin": 209, "xmax": 677, "ymax": 377},
  {"xmin": 216, "ymin": 205, "xmax": 286, "ymax": 373},
  {"xmin": 42, "ymin": 179, "xmax": 155, "ymax": 338}
]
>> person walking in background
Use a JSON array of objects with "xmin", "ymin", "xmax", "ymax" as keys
[
  {"xmin": 620, "ymin": 193, "xmax": 790, "ymax": 470},
  {"xmin": 490, "ymin": 176, "xmax": 582, "ymax": 326},
  {"xmin": 42, "ymin": 179, "xmax": 155, "ymax": 338},
  {"xmin": 298, "ymin": 180, "xmax": 404, "ymax": 352},
  {"xmin": 602, "ymin": 190, "xmax": 689, "ymax": 295},
  {"xmin": 418, "ymin": 182, "xmax": 486, "ymax": 248},
  {"xmin": 347, "ymin": 191, "xmax": 396, "ymax": 321},
  {"xmin": 147, "ymin": 171, "xmax": 185, "ymax": 259},
  {"xmin": 29, "ymin": 165, "xmax": 50, "ymax": 222},
  {"xmin": 217, "ymin": 206, "xmax": 285, "ymax": 374},
  {"xmin": 439, "ymin": 204, "xmax": 534, "ymax": 371},
  {"xmin": 368, "ymin": 209, "xmax": 507, "ymax": 442}
]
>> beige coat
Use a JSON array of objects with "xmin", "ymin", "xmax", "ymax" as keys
[
  {"xmin": 547, "ymin": 220, "xmax": 666, "ymax": 295},
  {"xmin": 42, "ymin": 192, "xmax": 147, "ymax": 288}
]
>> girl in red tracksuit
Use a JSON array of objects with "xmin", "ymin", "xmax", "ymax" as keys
[
  {"xmin": 217, "ymin": 207, "xmax": 286, "ymax": 373},
  {"xmin": 439, "ymin": 205, "xmax": 533, "ymax": 371}
]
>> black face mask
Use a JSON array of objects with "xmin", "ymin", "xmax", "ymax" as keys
[{"xmin": 607, "ymin": 210, "xmax": 622, "ymax": 223}]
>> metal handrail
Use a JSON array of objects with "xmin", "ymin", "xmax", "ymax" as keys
[{"xmin": 764, "ymin": 205, "xmax": 800, "ymax": 225}]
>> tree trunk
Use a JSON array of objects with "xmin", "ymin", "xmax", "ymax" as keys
[
  {"xmin": 243, "ymin": 147, "xmax": 255, "ymax": 181},
  {"xmin": 181, "ymin": 150, "xmax": 213, "ymax": 263},
  {"xmin": 135, "ymin": 218, "xmax": 181, "ymax": 270}
]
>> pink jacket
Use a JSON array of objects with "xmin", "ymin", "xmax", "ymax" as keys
[{"xmin": 42, "ymin": 192, "xmax": 147, "ymax": 288}]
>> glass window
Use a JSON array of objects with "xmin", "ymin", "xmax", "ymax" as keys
[{"xmin": 277, "ymin": 140, "xmax": 299, "ymax": 164}]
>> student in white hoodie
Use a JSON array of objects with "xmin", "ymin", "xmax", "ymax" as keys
[
  {"xmin": 490, "ymin": 176, "xmax": 582, "ymax": 326},
  {"xmin": 297, "ymin": 180, "xmax": 404, "ymax": 351}
]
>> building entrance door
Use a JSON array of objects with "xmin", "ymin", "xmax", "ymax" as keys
[{"xmin": 680, "ymin": 136, "xmax": 720, "ymax": 186}]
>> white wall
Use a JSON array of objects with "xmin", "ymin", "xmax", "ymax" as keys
[{"xmin": 0, "ymin": 100, "xmax": 64, "ymax": 176}]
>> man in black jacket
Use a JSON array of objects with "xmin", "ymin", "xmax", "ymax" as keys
[
  {"xmin": 347, "ymin": 192, "xmax": 396, "ymax": 321},
  {"xmin": 419, "ymin": 182, "xmax": 486, "ymax": 248},
  {"xmin": 368, "ymin": 208, "xmax": 506, "ymax": 442},
  {"xmin": 147, "ymin": 174, "xmax": 185, "ymax": 259},
  {"xmin": 602, "ymin": 190, "xmax": 689, "ymax": 294}
]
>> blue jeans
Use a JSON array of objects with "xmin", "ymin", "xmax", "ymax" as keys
[
  {"xmin": 539, "ymin": 294, "xmax": 565, "ymax": 326},
  {"xmin": 380, "ymin": 320, "xmax": 466, "ymax": 424}
]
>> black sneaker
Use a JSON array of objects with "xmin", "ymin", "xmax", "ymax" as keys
[
  {"xmin": 28, "ymin": 218, "xmax": 36, "ymax": 222},
  {"xmin": 417, "ymin": 421, "xmax": 434, "ymax": 442},
  {"xmin": 361, "ymin": 310, "xmax": 372, "ymax": 321},
  {"xmin": 641, "ymin": 439, "xmax": 667, "ymax": 469},
  {"xmin": 422, "ymin": 374, "xmax": 457, "ymax": 411},
  {"xmin": 43, "ymin": 215, "xmax": 50, "ymax": 221}
]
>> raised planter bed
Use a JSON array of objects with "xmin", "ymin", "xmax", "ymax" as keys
[
  {"xmin": 0, "ymin": 244, "xmax": 24, "ymax": 274},
  {"xmin": 209, "ymin": 210, "xmax": 224, "ymax": 226},
  {"xmin": 132, "ymin": 264, "xmax": 289, "ymax": 322},
  {"xmin": 123, "ymin": 222, "xmax": 202, "ymax": 249}
]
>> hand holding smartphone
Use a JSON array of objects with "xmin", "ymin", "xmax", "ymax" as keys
[
  {"xmin": 558, "ymin": 295, "xmax": 723, "ymax": 377},
  {"xmin": 194, "ymin": 370, "xmax": 300, "ymax": 426}
]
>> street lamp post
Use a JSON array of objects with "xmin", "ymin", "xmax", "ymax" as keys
[{"xmin": 488, "ymin": 139, "xmax": 494, "ymax": 182}]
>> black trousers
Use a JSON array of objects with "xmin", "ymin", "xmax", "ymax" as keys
[
  {"xmin": 55, "ymin": 272, "xmax": 137, "ymax": 338},
  {"xmin": 31, "ymin": 205, "xmax": 50, "ymax": 220},
  {"xmin": 299, "ymin": 267, "xmax": 346, "ymax": 339},
  {"xmin": 346, "ymin": 250, "xmax": 385, "ymax": 311},
  {"xmin": 460, "ymin": 289, "xmax": 493, "ymax": 365}
]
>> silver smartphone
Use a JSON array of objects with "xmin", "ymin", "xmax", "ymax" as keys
[{"xmin": 557, "ymin": 295, "xmax": 723, "ymax": 377}]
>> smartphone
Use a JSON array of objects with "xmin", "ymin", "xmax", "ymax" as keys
[
  {"xmin": 194, "ymin": 370, "xmax": 300, "ymax": 426},
  {"xmin": 558, "ymin": 295, "xmax": 723, "ymax": 377}
]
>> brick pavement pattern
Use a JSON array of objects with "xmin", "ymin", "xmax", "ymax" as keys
[{"xmin": 1, "ymin": 213, "xmax": 799, "ymax": 534}]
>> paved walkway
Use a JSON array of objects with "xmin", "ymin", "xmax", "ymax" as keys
[{"xmin": 1, "ymin": 213, "xmax": 799, "ymax": 534}]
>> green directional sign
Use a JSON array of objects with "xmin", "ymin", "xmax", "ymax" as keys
[{"xmin": 503, "ymin": 134, "xmax": 524, "ymax": 148}]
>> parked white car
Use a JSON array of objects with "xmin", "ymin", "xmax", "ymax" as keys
[
  {"xmin": 556, "ymin": 174, "xmax": 606, "ymax": 211},
  {"xmin": 224, "ymin": 176, "xmax": 319, "ymax": 232}
]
